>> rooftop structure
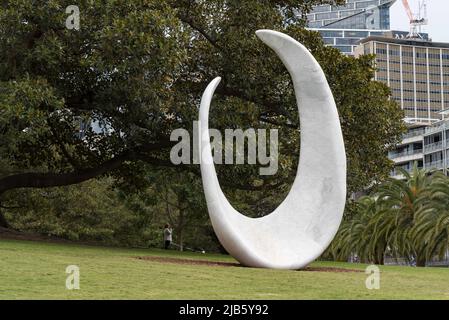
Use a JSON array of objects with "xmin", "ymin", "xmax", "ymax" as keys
[
  {"xmin": 356, "ymin": 37, "xmax": 449, "ymax": 124},
  {"xmin": 307, "ymin": 0, "xmax": 397, "ymax": 54}
]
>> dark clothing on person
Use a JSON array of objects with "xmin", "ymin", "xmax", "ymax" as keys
[
  {"xmin": 164, "ymin": 240, "xmax": 171, "ymax": 250},
  {"xmin": 163, "ymin": 227, "xmax": 172, "ymax": 250}
]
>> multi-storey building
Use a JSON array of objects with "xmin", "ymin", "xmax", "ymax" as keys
[
  {"xmin": 389, "ymin": 124, "xmax": 425, "ymax": 178},
  {"xmin": 389, "ymin": 120, "xmax": 449, "ymax": 179},
  {"xmin": 307, "ymin": 0, "xmax": 397, "ymax": 54},
  {"xmin": 309, "ymin": 2, "xmax": 449, "ymax": 179},
  {"xmin": 355, "ymin": 37, "xmax": 449, "ymax": 124},
  {"xmin": 355, "ymin": 36, "xmax": 449, "ymax": 177}
]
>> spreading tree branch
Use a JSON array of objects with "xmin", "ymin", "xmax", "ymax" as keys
[{"xmin": 0, "ymin": 142, "xmax": 173, "ymax": 197}]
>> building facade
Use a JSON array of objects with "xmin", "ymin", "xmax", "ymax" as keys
[
  {"xmin": 356, "ymin": 37, "xmax": 449, "ymax": 177},
  {"xmin": 355, "ymin": 37, "xmax": 449, "ymax": 124},
  {"xmin": 389, "ymin": 120, "xmax": 449, "ymax": 179},
  {"xmin": 307, "ymin": 0, "xmax": 397, "ymax": 54},
  {"xmin": 389, "ymin": 125, "xmax": 425, "ymax": 178}
]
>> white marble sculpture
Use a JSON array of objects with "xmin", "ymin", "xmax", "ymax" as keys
[{"xmin": 199, "ymin": 30, "xmax": 346, "ymax": 270}]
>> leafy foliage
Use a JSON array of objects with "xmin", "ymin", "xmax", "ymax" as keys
[
  {"xmin": 0, "ymin": 1, "xmax": 405, "ymax": 247},
  {"xmin": 329, "ymin": 165, "xmax": 449, "ymax": 267},
  {"xmin": 1, "ymin": 0, "xmax": 403, "ymax": 193},
  {"xmin": 4, "ymin": 178, "xmax": 154, "ymax": 245},
  {"xmin": 3, "ymin": 173, "xmax": 220, "ymax": 250}
]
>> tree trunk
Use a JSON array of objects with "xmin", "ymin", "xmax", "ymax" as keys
[
  {"xmin": 178, "ymin": 210, "xmax": 184, "ymax": 252},
  {"xmin": 0, "ymin": 142, "xmax": 172, "ymax": 196},
  {"xmin": 374, "ymin": 255, "xmax": 384, "ymax": 265},
  {"xmin": 416, "ymin": 256, "xmax": 427, "ymax": 267},
  {"xmin": 0, "ymin": 210, "xmax": 8, "ymax": 228},
  {"xmin": 179, "ymin": 229, "xmax": 184, "ymax": 252},
  {"xmin": 374, "ymin": 245, "xmax": 385, "ymax": 265}
]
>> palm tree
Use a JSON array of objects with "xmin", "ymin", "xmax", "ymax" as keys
[
  {"xmin": 376, "ymin": 163, "xmax": 432, "ymax": 266},
  {"xmin": 330, "ymin": 164, "xmax": 449, "ymax": 267},
  {"xmin": 362, "ymin": 198, "xmax": 394, "ymax": 265},
  {"xmin": 411, "ymin": 172, "xmax": 449, "ymax": 263},
  {"xmin": 329, "ymin": 196, "xmax": 388, "ymax": 264}
]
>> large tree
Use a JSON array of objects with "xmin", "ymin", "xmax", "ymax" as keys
[{"xmin": 0, "ymin": 0, "xmax": 404, "ymax": 227}]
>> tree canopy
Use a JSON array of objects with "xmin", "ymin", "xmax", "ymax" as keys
[{"xmin": 0, "ymin": 0, "xmax": 405, "ymax": 227}]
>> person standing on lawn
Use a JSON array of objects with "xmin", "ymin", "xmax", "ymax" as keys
[{"xmin": 163, "ymin": 224, "xmax": 173, "ymax": 250}]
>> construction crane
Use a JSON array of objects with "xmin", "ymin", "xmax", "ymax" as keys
[{"xmin": 401, "ymin": 0, "xmax": 428, "ymax": 39}]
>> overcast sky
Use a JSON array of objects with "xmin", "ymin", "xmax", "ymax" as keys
[{"xmin": 390, "ymin": 0, "xmax": 449, "ymax": 42}]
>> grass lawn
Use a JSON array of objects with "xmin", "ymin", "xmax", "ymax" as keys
[{"xmin": 0, "ymin": 239, "xmax": 448, "ymax": 300}]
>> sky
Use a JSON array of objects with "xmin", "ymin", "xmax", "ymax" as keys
[{"xmin": 390, "ymin": 0, "xmax": 449, "ymax": 42}]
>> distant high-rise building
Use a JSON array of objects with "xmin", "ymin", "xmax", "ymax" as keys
[
  {"xmin": 307, "ymin": 0, "xmax": 397, "ymax": 54},
  {"xmin": 355, "ymin": 37, "xmax": 449, "ymax": 124},
  {"xmin": 309, "ymin": 1, "xmax": 449, "ymax": 179},
  {"xmin": 356, "ymin": 36, "xmax": 449, "ymax": 178}
]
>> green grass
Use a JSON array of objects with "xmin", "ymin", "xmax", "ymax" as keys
[{"xmin": 0, "ymin": 239, "xmax": 448, "ymax": 299}]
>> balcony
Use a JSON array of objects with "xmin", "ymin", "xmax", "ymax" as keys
[
  {"xmin": 424, "ymin": 141, "xmax": 443, "ymax": 154},
  {"xmin": 424, "ymin": 122, "xmax": 449, "ymax": 136},
  {"xmin": 425, "ymin": 160, "xmax": 445, "ymax": 170},
  {"xmin": 390, "ymin": 166, "xmax": 424, "ymax": 178},
  {"xmin": 389, "ymin": 149, "xmax": 423, "ymax": 159},
  {"xmin": 403, "ymin": 128, "xmax": 426, "ymax": 140}
]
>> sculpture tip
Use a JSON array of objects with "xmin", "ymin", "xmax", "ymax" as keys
[{"xmin": 255, "ymin": 29, "xmax": 274, "ymax": 40}]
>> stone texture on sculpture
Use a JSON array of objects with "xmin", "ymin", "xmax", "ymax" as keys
[{"xmin": 199, "ymin": 30, "xmax": 346, "ymax": 270}]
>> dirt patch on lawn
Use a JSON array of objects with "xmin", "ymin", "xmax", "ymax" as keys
[
  {"xmin": 136, "ymin": 256, "xmax": 363, "ymax": 273},
  {"xmin": 136, "ymin": 256, "xmax": 242, "ymax": 268},
  {"xmin": 303, "ymin": 266, "xmax": 363, "ymax": 273}
]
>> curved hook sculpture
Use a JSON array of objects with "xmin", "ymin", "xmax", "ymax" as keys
[{"xmin": 199, "ymin": 30, "xmax": 346, "ymax": 270}]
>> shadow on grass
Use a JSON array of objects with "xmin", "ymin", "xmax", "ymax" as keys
[{"xmin": 135, "ymin": 256, "xmax": 363, "ymax": 273}]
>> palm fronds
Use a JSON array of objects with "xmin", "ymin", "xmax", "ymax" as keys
[{"xmin": 330, "ymin": 163, "xmax": 449, "ymax": 266}]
